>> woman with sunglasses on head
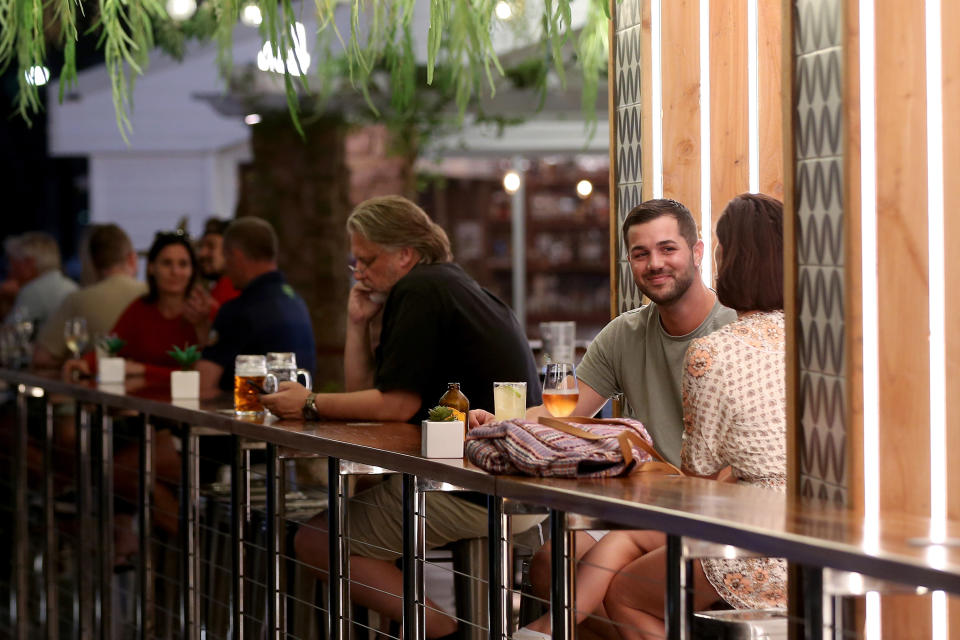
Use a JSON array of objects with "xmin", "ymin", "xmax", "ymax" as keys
[
  {"xmin": 516, "ymin": 194, "xmax": 786, "ymax": 640},
  {"xmin": 66, "ymin": 231, "xmax": 211, "ymax": 380}
]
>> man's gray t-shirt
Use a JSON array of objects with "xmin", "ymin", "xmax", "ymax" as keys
[{"xmin": 576, "ymin": 299, "xmax": 736, "ymax": 466}]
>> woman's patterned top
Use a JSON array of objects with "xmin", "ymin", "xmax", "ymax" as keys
[{"xmin": 681, "ymin": 309, "xmax": 787, "ymax": 610}]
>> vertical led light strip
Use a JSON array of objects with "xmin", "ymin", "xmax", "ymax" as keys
[
  {"xmin": 747, "ymin": 0, "xmax": 759, "ymax": 193},
  {"xmin": 651, "ymin": 0, "xmax": 664, "ymax": 198},
  {"xmin": 859, "ymin": 0, "xmax": 880, "ymax": 554},
  {"xmin": 925, "ymin": 0, "xmax": 947, "ymax": 634},
  {"xmin": 925, "ymin": 0, "xmax": 946, "ymax": 545},
  {"xmin": 699, "ymin": 0, "xmax": 712, "ymax": 286},
  {"xmin": 866, "ymin": 592, "xmax": 882, "ymax": 639}
]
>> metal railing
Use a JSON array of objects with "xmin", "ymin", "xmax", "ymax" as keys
[{"xmin": 2, "ymin": 368, "xmax": 959, "ymax": 640}]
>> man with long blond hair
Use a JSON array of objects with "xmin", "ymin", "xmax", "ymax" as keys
[{"xmin": 262, "ymin": 195, "xmax": 542, "ymax": 638}]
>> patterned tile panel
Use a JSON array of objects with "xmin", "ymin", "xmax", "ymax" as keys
[
  {"xmin": 614, "ymin": 0, "xmax": 644, "ymax": 314},
  {"xmin": 794, "ymin": 0, "xmax": 842, "ymax": 55},
  {"xmin": 793, "ymin": 0, "xmax": 847, "ymax": 506}
]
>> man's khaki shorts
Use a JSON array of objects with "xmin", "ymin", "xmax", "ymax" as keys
[{"xmin": 345, "ymin": 474, "xmax": 546, "ymax": 561}]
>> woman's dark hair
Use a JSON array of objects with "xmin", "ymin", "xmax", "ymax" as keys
[
  {"xmin": 715, "ymin": 193, "xmax": 784, "ymax": 312},
  {"xmin": 145, "ymin": 231, "xmax": 199, "ymax": 303}
]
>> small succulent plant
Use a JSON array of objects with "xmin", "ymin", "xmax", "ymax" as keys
[
  {"xmin": 100, "ymin": 335, "xmax": 127, "ymax": 356},
  {"xmin": 167, "ymin": 344, "xmax": 202, "ymax": 371},
  {"xmin": 427, "ymin": 405, "xmax": 464, "ymax": 422}
]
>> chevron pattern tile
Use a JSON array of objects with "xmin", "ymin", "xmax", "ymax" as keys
[
  {"xmin": 794, "ymin": 0, "xmax": 847, "ymax": 505},
  {"xmin": 614, "ymin": 0, "xmax": 643, "ymax": 314}
]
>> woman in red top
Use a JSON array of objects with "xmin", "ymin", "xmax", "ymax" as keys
[{"xmin": 112, "ymin": 231, "xmax": 209, "ymax": 379}]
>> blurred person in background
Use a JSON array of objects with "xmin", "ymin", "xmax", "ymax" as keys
[
  {"xmin": 33, "ymin": 224, "xmax": 145, "ymax": 369},
  {"xmin": 196, "ymin": 216, "xmax": 315, "ymax": 394},
  {"xmin": 3, "ymin": 232, "xmax": 77, "ymax": 328},
  {"xmin": 64, "ymin": 231, "xmax": 210, "ymax": 381},
  {"xmin": 186, "ymin": 217, "xmax": 240, "ymax": 320}
]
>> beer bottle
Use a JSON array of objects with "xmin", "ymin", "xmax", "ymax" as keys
[{"xmin": 438, "ymin": 382, "xmax": 469, "ymax": 423}]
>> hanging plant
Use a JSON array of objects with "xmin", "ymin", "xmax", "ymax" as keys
[{"xmin": 0, "ymin": 0, "xmax": 610, "ymax": 138}]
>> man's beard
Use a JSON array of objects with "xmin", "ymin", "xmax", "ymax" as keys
[{"xmin": 637, "ymin": 260, "xmax": 697, "ymax": 305}]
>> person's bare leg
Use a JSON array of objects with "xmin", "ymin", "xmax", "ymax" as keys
[
  {"xmin": 603, "ymin": 545, "xmax": 717, "ymax": 640},
  {"xmin": 529, "ymin": 531, "xmax": 598, "ymax": 601},
  {"xmin": 526, "ymin": 531, "xmax": 666, "ymax": 635},
  {"xmin": 294, "ymin": 513, "xmax": 458, "ymax": 638}
]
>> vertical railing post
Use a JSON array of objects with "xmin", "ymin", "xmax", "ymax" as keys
[
  {"xmin": 665, "ymin": 534, "xmax": 682, "ymax": 640},
  {"xmin": 549, "ymin": 509, "xmax": 573, "ymax": 640},
  {"xmin": 326, "ymin": 458, "xmax": 344, "ymax": 640},
  {"xmin": 96, "ymin": 409, "xmax": 114, "ymax": 638},
  {"xmin": 230, "ymin": 435, "xmax": 245, "ymax": 640},
  {"xmin": 264, "ymin": 443, "xmax": 279, "ymax": 640},
  {"xmin": 179, "ymin": 423, "xmax": 199, "ymax": 640},
  {"xmin": 42, "ymin": 395, "xmax": 58, "ymax": 640},
  {"xmin": 801, "ymin": 565, "xmax": 823, "ymax": 640},
  {"xmin": 487, "ymin": 496, "xmax": 508, "ymax": 640},
  {"xmin": 75, "ymin": 403, "xmax": 92, "ymax": 639},
  {"xmin": 13, "ymin": 386, "xmax": 29, "ymax": 640},
  {"xmin": 137, "ymin": 415, "xmax": 154, "ymax": 640},
  {"xmin": 401, "ymin": 474, "xmax": 425, "ymax": 640}
]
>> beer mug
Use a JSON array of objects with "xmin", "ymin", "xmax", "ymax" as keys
[
  {"xmin": 234, "ymin": 354, "xmax": 267, "ymax": 415},
  {"xmin": 263, "ymin": 352, "xmax": 312, "ymax": 394}
]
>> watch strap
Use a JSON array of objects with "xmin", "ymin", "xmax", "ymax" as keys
[{"xmin": 302, "ymin": 392, "xmax": 320, "ymax": 420}]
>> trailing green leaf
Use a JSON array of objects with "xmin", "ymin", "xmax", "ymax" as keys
[{"xmin": 576, "ymin": 0, "xmax": 609, "ymax": 139}]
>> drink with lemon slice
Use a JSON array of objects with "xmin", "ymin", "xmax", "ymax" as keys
[{"xmin": 493, "ymin": 382, "xmax": 527, "ymax": 420}]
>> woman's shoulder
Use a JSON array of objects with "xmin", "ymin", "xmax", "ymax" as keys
[{"xmin": 721, "ymin": 310, "xmax": 784, "ymax": 351}]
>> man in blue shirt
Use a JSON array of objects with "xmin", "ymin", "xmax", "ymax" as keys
[{"xmin": 197, "ymin": 217, "xmax": 316, "ymax": 394}]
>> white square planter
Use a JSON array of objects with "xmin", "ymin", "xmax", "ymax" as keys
[
  {"xmin": 98, "ymin": 357, "xmax": 125, "ymax": 383},
  {"xmin": 171, "ymin": 370, "xmax": 200, "ymax": 399},
  {"xmin": 421, "ymin": 420, "xmax": 465, "ymax": 458}
]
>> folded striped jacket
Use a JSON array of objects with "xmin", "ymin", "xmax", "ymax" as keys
[{"xmin": 464, "ymin": 416, "xmax": 679, "ymax": 478}]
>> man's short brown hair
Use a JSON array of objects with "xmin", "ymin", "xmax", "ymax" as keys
[
  {"xmin": 223, "ymin": 217, "xmax": 278, "ymax": 262},
  {"xmin": 621, "ymin": 199, "xmax": 699, "ymax": 249},
  {"xmin": 87, "ymin": 224, "xmax": 133, "ymax": 273},
  {"xmin": 715, "ymin": 193, "xmax": 784, "ymax": 311}
]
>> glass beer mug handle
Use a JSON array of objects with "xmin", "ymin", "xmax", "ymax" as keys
[
  {"xmin": 296, "ymin": 369, "xmax": 312, "ymax": 390},
  {"xmin": 263, "ymin": 373, "xmax": 279, "ymax": 394}
]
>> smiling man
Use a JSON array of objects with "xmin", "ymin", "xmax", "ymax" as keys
[{"xmin": 477, "ymin": 198, "xmax": 736, "ymax": 467}]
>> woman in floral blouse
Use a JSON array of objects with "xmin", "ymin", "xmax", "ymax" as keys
[{"xmin": 515, "ymin": 194, "xmax": 785, "ymax": 640}]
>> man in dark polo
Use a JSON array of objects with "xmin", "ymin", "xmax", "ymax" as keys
[
  {"xmin": 197, "ymin": 217, "xmax": 316, "ymax": 394},
  {"xmin": 261, "ymin": 195, "xmax": 542, "ymax": 638}
]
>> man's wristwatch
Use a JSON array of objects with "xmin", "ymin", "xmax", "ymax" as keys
[{"xmin": 302, "ymin": 392, "xmax": 320, "ymax": 421}]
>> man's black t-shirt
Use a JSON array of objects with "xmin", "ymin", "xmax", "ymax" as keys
[{"xmin": 375, "ymin": 262, "xmax": 541, "ymax": 423}]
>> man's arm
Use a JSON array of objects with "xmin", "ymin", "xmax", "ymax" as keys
[
  {"xmin": 343, "ymin": 284, "xmax": 384, "ymax": 391},
  {"xmin": 261, "ymin": 381, "xmax": 420, "ymax": 422},
  {"xmin": 196, "ymin": 359, "xmax": 224, "ymax": 398},
  {"xmin": 344, "ymin": 318, "xmax": 376, "ymax": 391}
]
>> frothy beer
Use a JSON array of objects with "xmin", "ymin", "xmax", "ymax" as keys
[{"xmin": 234, "ymin": 355, "xmax": 267, "ymax": 415}]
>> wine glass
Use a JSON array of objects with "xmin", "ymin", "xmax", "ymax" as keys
[
  {"xmin": 64, "ymin": 317, "xmax": 89, "ymax": 360},
  {"xmin": 542, "ymin": 362, "xmax": 579, "ymax": 417}
]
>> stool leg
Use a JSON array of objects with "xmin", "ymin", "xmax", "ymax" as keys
[
  {"xmin": 549, "ymin": 509, "xmax": 574, "ymax": 640},
  {"xmin": 487, "ymin": 496, "xmax": 508, "ymax": 640}
]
